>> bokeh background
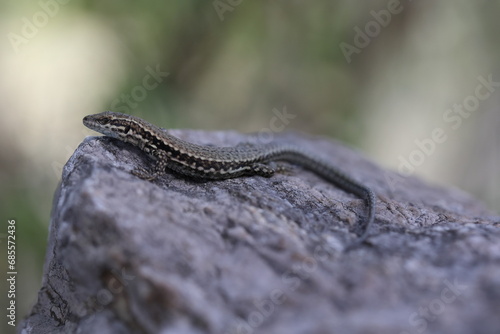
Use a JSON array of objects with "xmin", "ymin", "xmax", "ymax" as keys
[{"xmin": 0, "ymin": 1, "xmax": 499, "ymax": 332}]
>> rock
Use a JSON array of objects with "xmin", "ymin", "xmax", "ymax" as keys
[{"xmin": 20, "ymin": 130, "xmax": 500, "ymax": 334}]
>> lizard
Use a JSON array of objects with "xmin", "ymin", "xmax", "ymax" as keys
[{"xmin": 83, "ymin": 111, "xmax": 376, "ymax": 247}]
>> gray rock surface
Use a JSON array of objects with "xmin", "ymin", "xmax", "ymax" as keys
[{"xmin": 21, "ymin": 130, "xmax": 500, "ymax": 334}]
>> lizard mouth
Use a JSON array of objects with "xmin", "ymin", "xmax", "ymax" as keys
[
  {"xmin": 82, "ymin": 115, "xmax": 97, "ymax": 131},
  {"xmin": 82, "ymin": 115, "xmax": 93, "ymax": 126},
  {"xmin": 83, "ymin": 114, "xmax": 111, "ymax": 137}
]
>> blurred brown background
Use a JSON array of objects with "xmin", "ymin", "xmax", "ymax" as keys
[{"xmin": 0, "ymin": 1, "xmax": 498, "ymax": 332}]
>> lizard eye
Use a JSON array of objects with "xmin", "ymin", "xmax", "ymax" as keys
[
  {"xmin": 124, "ymin": 125, "xmax": 130, "ymax": 133},
  {"xmin": 97, "ymin": 118, "xmax": 108, "ymax": 125}
]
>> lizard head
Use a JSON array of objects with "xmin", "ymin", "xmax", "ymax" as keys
[{"xmin": 83, "ymin": 111, "xmax": 135, "ymax": 140}]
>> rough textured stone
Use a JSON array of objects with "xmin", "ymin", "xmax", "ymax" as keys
[{"xmin": 21, "ymin": 130, "xmax": 500, "ymax": 334}]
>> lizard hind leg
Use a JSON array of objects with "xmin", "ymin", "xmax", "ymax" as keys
[
  {"xmin": 249, "ymin": 162, "xmax": 290, "ymax": 177},
  {"xmin": 249, "ymin": 163, "xmax": 276, "ymax": 177}
]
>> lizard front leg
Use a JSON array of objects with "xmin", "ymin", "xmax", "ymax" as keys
[{"xmin": 132, "ymin": 149, "xmax": 169, "ymax": 180}]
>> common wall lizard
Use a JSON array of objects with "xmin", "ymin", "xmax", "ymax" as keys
[{"xmin": 83, "ymin": 111, "xmax": 376, "ymax": 246}]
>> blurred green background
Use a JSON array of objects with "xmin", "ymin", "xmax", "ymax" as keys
[{"xmin": 0, "ymin": 1, "xmax": 499, "ymax": 332}]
